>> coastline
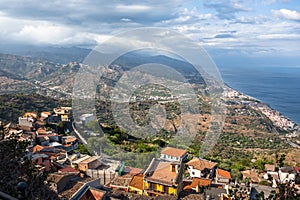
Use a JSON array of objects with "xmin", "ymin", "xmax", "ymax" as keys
[{"xmin": 223, "ymin": 83, "xmax": 299, "ymax": 133}]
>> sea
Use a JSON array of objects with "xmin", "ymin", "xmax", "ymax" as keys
[{"xmin": 217, "ymin": 65, "xmax": 300, "ymax": 125}]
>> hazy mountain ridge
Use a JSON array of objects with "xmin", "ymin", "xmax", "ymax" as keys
[{"xmin": 0, "ymin": 45, "xmax": 91, "ymax": 64}]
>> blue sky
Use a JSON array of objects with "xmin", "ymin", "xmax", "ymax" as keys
[{"xmin": 0, "ymin": 0, "xmax": 299, "ymax": 59}]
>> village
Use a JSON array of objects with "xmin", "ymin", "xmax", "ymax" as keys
[{"xmin": 1, "ymin": 106, "xmax": 299, "ymax": 200}]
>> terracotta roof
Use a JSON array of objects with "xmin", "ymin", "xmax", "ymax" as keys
[
  {"xmin": 265, "ymin": 164, "xmax": 275, "ymax": 172},
  {"xmin": 191, "ymin": 178, "xmax": 211, "ymax": 188},
  {"xmin": 59, "ymin": 177, "xmax": 94, "ymax": 198},
  {"xmin": 124, "ymin": 166, "xmax": 144, "ymax": 176},
  {"xmin": 64, "ymin": 137, "xmax": 77, "ymax": 143},
  {"xmin": 294, "ymin": 167, "xmax": 300, "ymax": 172},
  {"xmin": 33, "ymin": 145, "xmax": 44, "ymax": 153},
  {"xmin": 59, "ymin": 166, "xmax": 79, "ymax": 173},
  {"xmin": 80, "ymin": 156, "xmax": 100, "ymax": 164},
  {"xmin": 216, "ymin": 169, "xmax": 231, "ymax": 179},
  {"xmin": 144, "ymin": 159, "xmax": 180, "ymax": 186},
  {"xmin": 187, "ymin": 157, "xmax": 216, "ymax": 171},
  {"xmin": 129, "ymin": 174, "xmax": 144, "ymax": 190},
  {"xmin": 24, "ymin": 112, "xmax": 38, "ymax": 119},
  {"xmin": 41, "ymin": 111, "xmax": 51, "ymax": 116},
  {"xmin": 47, "ymin": 172, "xmax": 75, "ymax": 184},
  {"xmin": 37, "ymin": 128, "xmax": 47, "ymax": 134},
  {"xmin": 110, "ymin": 174, "xmax": 133, "ymax": 187},
  {"xmin": 241, "ymin": 170, "xmax": 261, "ymax": 183},
  {"xmin": 161, "ymin": 147, "xmax": 187, "ymax": 157},
  {"xmin": 80, "ymin": 187, "xmax": 107, "ymax": 200}
]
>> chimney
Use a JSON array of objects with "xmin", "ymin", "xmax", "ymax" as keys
[
  {"xmin": 175, "ymin": 164, "xmax": 180, "ymax": 173},
  {"xmin": 170, "ymin": 164, "xmax": 176, "ymax": 172}
]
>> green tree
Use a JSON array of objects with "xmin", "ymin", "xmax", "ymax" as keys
[
  {"xmin": 0, "ymin": 134, "xmax": 58, "ymax": 199},
  {"xmin": 231, "ymin": 168, "xmax": 242, "ymax": 181},
  {"xmin": 86, "ymin": 120, "xmax": 100, "ymax": 132},
  {"xmin": 278, "ymin": 154, "xmax": 286, "ymax": 167}
]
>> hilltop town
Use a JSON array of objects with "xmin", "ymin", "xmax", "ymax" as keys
[
  {"xmin": 0, "ymin": 53, "xmax": 299, "ymax": 200},
  {"xmin": 0, "ymin": 103, "xmax": 299, "ymax": 200}
]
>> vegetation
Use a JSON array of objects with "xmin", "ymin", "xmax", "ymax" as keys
[
  {"xmin": 0, "ymin": 93, "xmax": 70, "ymax": 123},
  {"xmin": 0, "ymin": 123, "xmax": 58, "ymax": 199}
]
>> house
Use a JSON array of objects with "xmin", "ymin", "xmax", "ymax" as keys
[
  {"xmin": 46, "ymin": 172, "xmax": 77, "ymax": 193},
  {"xmin": 109, "ymin": 174, "xmax": 133, "ymax": 192},
  {"xmin": 186, "ymin": 157, "xmax": 216, "ymax": 178},
  {"xmin": 49, "ymin": 142, "xmax": 63, "ymax": 148},
  {"xmin": 41, "ymin": 111, "xmax": 52, "ymax": 118},
  {"xmin": 78, "ymin": 187, "xmax": 108, "ymax": 200},
  {"xmin": 18, "ymin": 117, "xmax": 34, "ymax": 128},
  {"xmin": 160, "ymin": 147, "xmax": 188, "ymax": 162},
  {"xmin": 109, "ymin": 165, "xmax": 143, "ymax": 192},
  {"xmin": 129, "ymin": 174, "xmax": 144, "ymax": 195},
  {"xmin": 47, "ymin": 115, "xmax": 61, "ymax": 124},
  {"xmin": 23, "ymin": 112, "xmax": 38, "ymax": 119},
  {"xmin": 241, "ymin": 169, "xmax": 262, "ymax": 183},
  {"xmin": 250, "ymin": 184, "xmax": 276, "ymax": 200},
  {"xmin": 215, "ymin": 169, "xmax": 231, "ymax": 184},
  {"xmin": 72, "ymin": 155, "xmax": 91, "ymax": 168},
  {"xmin": 123, "ymin": 166, "xmax": 144, "ymax": 176},
  {"xmin": 183, "ymin": 178, "xmax": 211, "ymax": 192},
  {"xmin": 18, "ymin": 112, "xmax": 38, "ymax": 127},
  {"xmin": 78, "ymin": 156, "xmax": 101, "ymax": 172},
  {"xmin": 47, "ymin": 133, "xmax": 60, "ymax": 142},
  {"xmin": 205, "ymin": 187, "xmax": 228, "ymax": 200},
  {"xmin": 265, "ymin": 164, "xmax": 276, "ymax": 172},
  {"xmin": 54, "ymin": 107, "xmax": 72, "ymax": 122},
  {"xmin": 36, "ymin": 127, "xmax": 49, "ymax": 135},
  {"xmin": 143, "ymin": 158, "xmax": 184, "ymax": 196},
  {"xmin": 62, "ymin": 136, "xmax": 78, "ymax": 147},
  {"xmin": 61, "ymin": 136, "xmax": 78, "ymax": 152},
  {"xmin": 37, "ymin": 135, "xmax": 50, "ymax": 146},
  {"xmin": 279, "ymin": 166, "xmax": 296, "ymax": 183},
  {"xmin": 32, "ymin": 153, "xmax": 51, "ymax": 171},
  {"xmin": 58, "ymin": 166, "xmax": 79, "ymax": 173},
  {"xmin": 60, "ymin": 178, "xmax": 102, "ymax": 200}
]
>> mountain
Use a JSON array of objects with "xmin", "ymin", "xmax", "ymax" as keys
[
  {"xmin": 0, "ymin": 53, "xmax": 79, "ymax": 97},
  {"xmin": 0, "ymin": 45, "xmax": 91, "ymax": 64}
]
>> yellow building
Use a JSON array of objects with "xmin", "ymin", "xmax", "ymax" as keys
[
  {"xmin": 143, "ymin": 158, "xmax": 183, "ymax": 197},
  {"xmin": 53, "ymin": 107, "xmax": 72, "ymax": 122},
  {"xmin": 128, "ymin": 174, "xmax": 144, "ymax": 195}
]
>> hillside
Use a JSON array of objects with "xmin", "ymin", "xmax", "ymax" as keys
[
  {"xmin": 0, "ymin": 52, "xmax": 299, "ymax": 169},
  {"xmin": 0, "ymin": 94, "xmax": 70, "ymax": 123}
]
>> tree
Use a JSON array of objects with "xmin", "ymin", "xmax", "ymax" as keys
[
  {"xmin": 276, "ymin": 181, "xmax": 299, "ymax": 200},
  {"xmin": 0, "ymin": 133, "xmax": 59, "ymax": 199},
  {"xmin": 0, "ymin": 121, "xmax": 9, "ymax": 141},
  {"xmin": 86, "ymin": 120, "xmax": 100, "ymax": 132},
  {"xmin": 231, "ymin": 168, "xmax": 242, "ymax": 181},
  {"xmin": 278, "ymin": 154, "xmax": 286, "ymax": 168}
]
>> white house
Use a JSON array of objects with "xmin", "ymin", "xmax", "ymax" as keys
[
  {"xmin": 215, "ymin": 169, "xmax": 231, "ymax": 184},
  {"xmin": 160, "ymin": 147, "xmax": 188, "ymax": 162},
  {"xmin": 186, "ymin": 157, "xmax": 216, "ymax": 178},
  {"xmin": 279, "ymin": 166, "xmax": 296, "ymax": 183}
]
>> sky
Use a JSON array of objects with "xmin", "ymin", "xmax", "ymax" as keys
[{"xmin": 0, "ymin": 0, "xmax": 299, "ymax": 60}]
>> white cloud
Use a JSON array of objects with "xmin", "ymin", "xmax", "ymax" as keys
[
  {"xmin": 0, "ymin": 0, "xmax": 299, "ymax": 56},
  {"xmin": 115, "ymin": 4, "xmax": 152, "ymax": 13},
  {"xmin": 13, "ymin": 24, "xmax": 71, "ymax": 44},
  {"xmin": 121, "ymin": 18, "xmax": 132, "ymax": 22},
  {"xmin": 272, "ymin": 9, "xmax": 300, "ymax": 21},
  {"xmin": 258, "ymin": 33, "xmax": 300, "ymax": 39}
]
